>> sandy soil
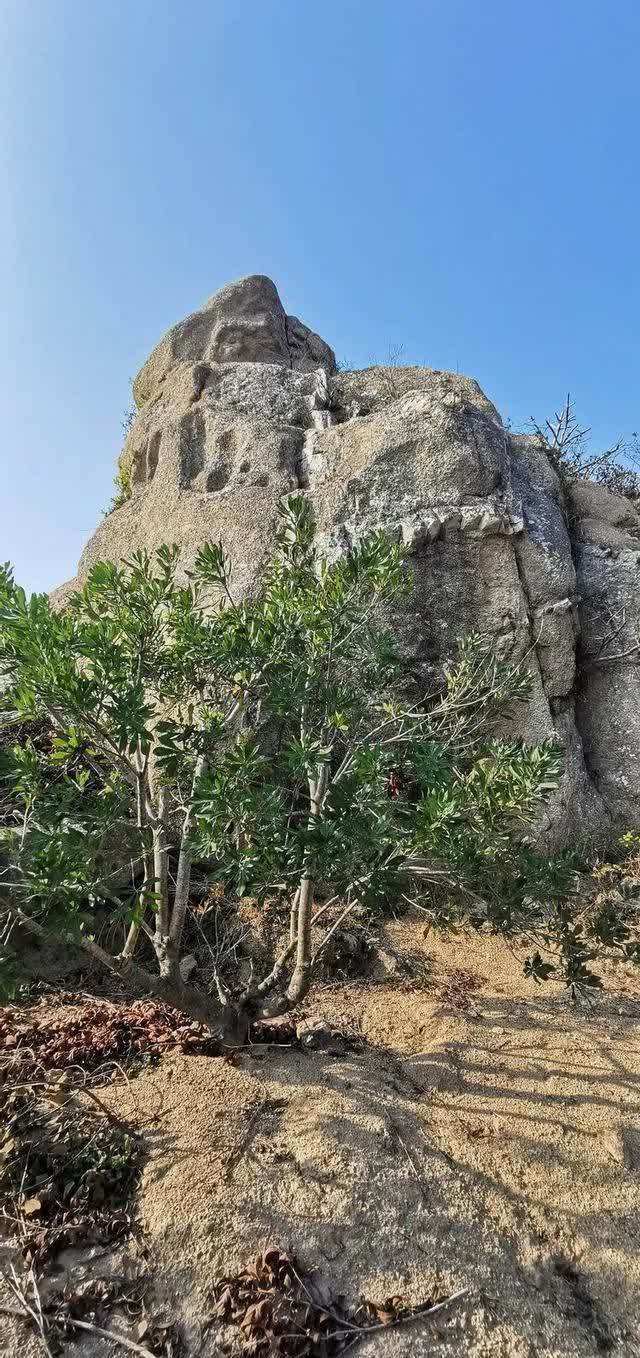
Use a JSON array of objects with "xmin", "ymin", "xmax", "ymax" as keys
[{"xmin": 3, "ymin": 920, "xmax": 640, "ymax": 1357}]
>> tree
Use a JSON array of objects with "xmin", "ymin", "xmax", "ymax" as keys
[
  {"xmin": 1, "ymin": 497, "xmax": 634, "ymax": 1038},
  {"xmin": 530, "ymin": 394, "xmax": 640, "ymax": 499}
]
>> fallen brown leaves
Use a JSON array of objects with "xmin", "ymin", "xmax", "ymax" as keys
[
  {"xmin": 212, "ymin": 1246, "xmax": 466, "ymax": 1356},
  {"xmin": 50, "ymin": 1276, "xmax": 184, "ymax": 1356},
  {"xmin": 18, "ymin": 1210, "xmax": 134, "ymax": 1273},
  {"xmin": 437, "ymin": 967, "xmax": 484, "ymax": 1014},
  {"xmin": 0, "ymin": 995, "xmax": 219, "ymax": 1081},
  {"xmin": 3, "ymin": 1264, "xmax": 185, "ymax": 1358},
  {"xmin": 0, "ymin": 1077, "xmax": 142, "ymax": 1268}
]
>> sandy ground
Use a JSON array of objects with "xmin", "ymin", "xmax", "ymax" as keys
[{"xmin": 3, "ymin": 920, "xmax": 640, "ymax": 1357}]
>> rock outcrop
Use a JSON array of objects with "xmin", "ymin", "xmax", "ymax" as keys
[{"xmin": 55, "ymin": 275, "xmax": 640, "ymax": 847}]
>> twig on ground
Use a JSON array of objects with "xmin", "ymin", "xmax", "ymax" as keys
[
  {"xmin": 361, "ymin": 1286, "xmax": 470, "ymax": 1333},
  {"xmin": 54, "ymin": 1316, "xmax": 158, "ymax": 1357},
  {"xmin": 389, "ymin": 1121, "xmax": 430, "ymax": 1204},
  {"xmin": 1, "ymin": 1265, "xmax": 158, "ymax": 1358},
  {"xmin": 80, "ymin": 1084, "xmax": 132, "ymax": 1130},
  {"xmin": 223, "ymin": 1099, "xmax": 268, "ymax": 1181},
  {"xmin": 290, "ymin": 1260, "xmax": 469, "ymax": 1345},
  {"xmin": 3, "ymin": 1265, "xmax": 54, "ymax": 1358}
]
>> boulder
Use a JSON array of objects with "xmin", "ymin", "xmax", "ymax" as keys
[
  {"xmin": 53, "ymin": 275, "xmax": 640, "ymax": 847},
  {"xmin": 295, "ymin": 1016, "xmax": 341, "ymax": 1050},
  {"xmin": 132, "ymin": 274, "xmax": 336, "ymax": 407},
  {"xmin": 568, "ymin": 481, "xmax": 640, "ymax": 829}
]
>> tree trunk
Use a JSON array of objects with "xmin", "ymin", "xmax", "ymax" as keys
[
  {"xmin": 288, "ymin": 886, "xmax": 300, "ymax": 943},
  {"xmin": 121, "ymin": 758, "xmax": 153, "ymax": 960},
  {"xmin": 286, "ymin": 872, "xmax": 314, "ymax": 1003},
  {"xmin": 286, "ymin": 764, "xmax": 328, "ymax": 1005},
  {"xmin": 3, "ymin": 898, "xmax": 243, "ymax": 1037},
  {"xmin": 152, "ymin": 789, "xmax": 170, "ymax": 967},
  {"xmin": 169, "ymin": 754, "xmax": 206, "ymax": 953},
  {"xmin": 121, "ymin": 872, "xmax": 152, "ymax": 960}
]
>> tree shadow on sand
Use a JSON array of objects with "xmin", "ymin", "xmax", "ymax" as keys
[{"xmin": 130, "ymin": 1009, "xmax": 640, "ymax": 1356}]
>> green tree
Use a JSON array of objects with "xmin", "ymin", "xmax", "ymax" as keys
[{"xmin": 2, "ymin": 497, "xmax": 633, "ymax": 1038}]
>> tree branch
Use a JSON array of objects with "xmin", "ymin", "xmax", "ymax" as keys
[{"xmin": 1, "ymin": 895, "xmax": 224, "ymax": 1031}]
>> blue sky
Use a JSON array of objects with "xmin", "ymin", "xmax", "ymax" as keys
[{"xmin": 2, "ymin": 0, "xmax": 639, "ymax": 593}]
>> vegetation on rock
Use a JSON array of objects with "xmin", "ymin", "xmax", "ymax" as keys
[
  {"xmin": 105, "ymin": 462, "xmax": 132, "ymax": 515},
  {"xmin": 531, "ymin": 393, "xmax": 640, "ymax": 499}
]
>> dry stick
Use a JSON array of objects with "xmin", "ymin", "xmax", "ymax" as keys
[
  {"xmin": 311, "ymin": 897, "xmax": 356, "ymax": 965},
  {"xmin": 79, "ymin": 1084, "xmax": 133, "ymax": 1130},
  {"xmin": 334, "ymin": 1293, "xmax": 471, "ymax": 1348},
  {"xmin": 336, "ymin": 1288, "xmax": 471, "ymax": 1356},
  {"xmin": 29, "ymin": 1274, "xmax": 49, "ymax": 1356},
  {"xmin": 4, "ymin": 1269, "xmax": 158, "ymax": 1358},
  {"xmin": 290, "ymin": 1263, "xmax": 468, "ymax": 1343},
  {"xmin": 4, "ymin": 1267, "xmax": 54, "ymax": 1358},
  {"xmin": 53, "ymin": 1317, "xmax": 158, "ymax": 1358},
  {"xmin": 353, "ymin": 1286, "xmax": 470, "ymax": 1337},
  {"xmin": 391, "ymin": 1123, "xmax": 430, "ymax": 1205},
  {"xmin": 223, "ymin": 1099, "xmax": 269, "ymax": 1182},
  {"xmin": 288, "ymin": 1264, "xmax": 365, "ymax": 1337},
  {"xmin": 7, "ymin": 1077, "xmax": 131, "ymax": 1132}
]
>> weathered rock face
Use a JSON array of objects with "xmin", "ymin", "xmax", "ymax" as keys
[
  {"xmin": 56, "ymin": 275, "xmax": 640, "ymax": 847},
  {"xmin": 131, "ymin": 274, "xmax": 336, "ymax": 408}
]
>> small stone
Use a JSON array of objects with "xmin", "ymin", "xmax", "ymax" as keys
[
  {"xmin": 603, "ymin": 1126, "xmax": 640, "ymax": 1169},
  {"xmin": 179, "ymin": 954, "xmax": 197, "ymax": 982},
  {"xmin": 622, "ymin": 1128, "xmax": 640, "ymax": 1170},
  {"xmin": 296, "ymin": 1016, "xmax": 337, "ymax": 1050}
]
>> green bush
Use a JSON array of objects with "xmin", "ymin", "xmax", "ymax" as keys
[{"xmin": 1, "ymin": 497, "xmax": 636, "ymax": 1036}]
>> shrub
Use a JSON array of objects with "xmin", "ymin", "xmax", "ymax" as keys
[
  {"xmin": 104, "ymin": 461, "xmax": 132, "ymax": 515},
  {"xmin": 530, "ymin": 395, "xmax": 640, "ymax": 499},
  {"xmin": 1, "ymin": 497, "xmax": 635, "ymax": 1037},
  {"xmin": 103, "ymin": 400, "xmax": 136, "ymax": 515}
]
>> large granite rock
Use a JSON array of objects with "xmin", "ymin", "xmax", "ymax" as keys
[
  {"xmin": 567, "ymin": 481, "xmax": 640, "ymax": 830},
  {"xmin": 54, "ymin": 276, "xmax": 640, "ymax": 848},
  {"xmin": 132, "ymin": 274, "xmax": 336, "ymax": 408}
]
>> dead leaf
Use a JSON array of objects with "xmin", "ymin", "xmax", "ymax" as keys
[{"xmin": 23, "ymin": 1197, "xmax": 42, "ymax": 1216}]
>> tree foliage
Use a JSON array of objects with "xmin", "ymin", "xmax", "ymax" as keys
[{"xmin": 1, "ymin": 496, "xmax": 636, "ymax": 1033}]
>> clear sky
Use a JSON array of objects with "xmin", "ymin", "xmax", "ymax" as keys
[{"xmin": 2, "ymin": 0, "xmax": 639, "ymax": 594}]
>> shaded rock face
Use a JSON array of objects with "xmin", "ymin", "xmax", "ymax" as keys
[{"xmin": 57, "ymin": 275, "xmax": 640, "ymax": 847}]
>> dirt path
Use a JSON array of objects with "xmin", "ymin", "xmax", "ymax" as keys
[{"xmin": 3, "ymin": 922, "xmax": 640, "ymax": 1356}]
